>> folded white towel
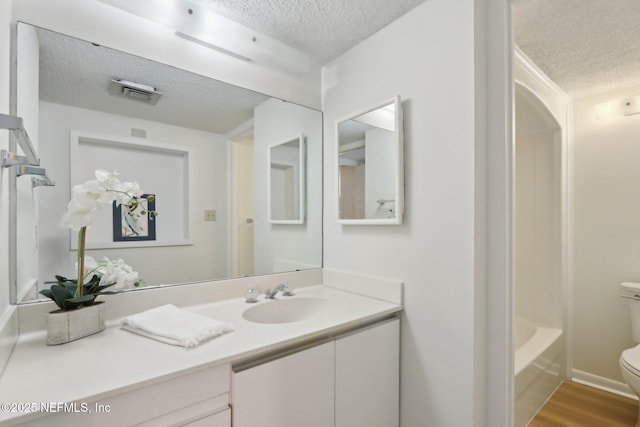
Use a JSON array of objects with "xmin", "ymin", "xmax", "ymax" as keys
[{"xmin": 121, "ymin": 304, "xmax": 233, "ymax": 348}]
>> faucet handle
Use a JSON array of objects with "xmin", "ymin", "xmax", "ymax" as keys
[
  {"xmin": 245, "ymin": 287, "xmax": 260, "ymax": 303},
  {"xmin": 282, "ymin": 283, "xmax": 294, "ymax": 296}
]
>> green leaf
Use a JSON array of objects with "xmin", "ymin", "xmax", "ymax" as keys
[
  {"xmin": 39, "ymin": 288, "xmax": 53, "ymax": 297},
  {"xmin": 63, "ymin": 294, "xmax": 96, "ymax": 310},
  {"xmin": 83, "ymin": 275, "xmax": 102, "ymax": 294},
  {"xmin": 95, "ymin": 290, "xmax": 118, "ymax": 295},
  {"xmin": 62, "ymin": 281, "xmax": 78, "ymax": 293},
  {"xmin": 96, "ymin": 283, "xmax": 117, "ymax": 291},
  {"xmin": 39, "ymin": 288, "xmax": 54, "ymax": 300},
  {"xmin": 66, "ymin": 295, "xmax": 96, "ymax": 304},
  {"xmin": 50, "ymin": 284, "xmax": 74, "ymax": 310}
]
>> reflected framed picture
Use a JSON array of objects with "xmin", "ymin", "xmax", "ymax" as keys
[{"xmin": 112, "ymin": 193, "xmax": 156, "ymax": 241}]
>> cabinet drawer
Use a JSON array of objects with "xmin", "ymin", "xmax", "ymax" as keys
[
  {"xmin": 136, "ymin": 394, "xmax": 229, "ymax": 427},
  {"xmin": 18, "ymin": 364, "xmax": 231, "ymax": 427},
  {"xmin": 182, "ymin": 408, "xmax": 230, "ymax": 427}
]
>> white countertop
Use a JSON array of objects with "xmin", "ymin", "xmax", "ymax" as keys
[{"xmin": 0, "ymin": 284, "xmax": 401, "ymax": 426}]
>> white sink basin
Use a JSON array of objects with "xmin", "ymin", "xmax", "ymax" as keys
[{"xmin": 242, "ymin": 297, "xmax": 345, "ymax": 324}]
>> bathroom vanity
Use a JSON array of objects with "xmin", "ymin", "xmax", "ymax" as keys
[
  {"xmin": 232, "ymin": 319, "xmax": 399, "ymax": 427},
  {"xmin": 0, "ymin": 273, "xmax": 402, "ymax": 427}
]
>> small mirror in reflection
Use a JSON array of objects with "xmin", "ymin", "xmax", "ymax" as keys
[{"xmin": 269, "ymin": 135, "xmax": 305, "ymax": 224}]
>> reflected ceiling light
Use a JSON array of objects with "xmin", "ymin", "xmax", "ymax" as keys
[{"xmin": 108, "ymin": 79, "xmax": 163, "ymax": 105}]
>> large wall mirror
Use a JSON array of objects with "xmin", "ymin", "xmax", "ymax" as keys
[
  {"xmin": 12, "ymin": 22, "xmax": 323, "ymax": 304},
  {"xmin": 336, "ymin": 96, "xmax": 403, "ymax": 225}
]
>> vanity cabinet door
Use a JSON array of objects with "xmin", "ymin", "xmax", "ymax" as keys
[
  {"xmin": 231, "ymin": 341, "xmax": 335, "ymax": 427},
  {"xmin": 335, "ymin": 319, "xmax": 400, "ymax": 427}
]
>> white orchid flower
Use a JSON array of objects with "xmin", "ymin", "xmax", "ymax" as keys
[
  {"xmin": 62, "ymin": 169, "xmax": 146, "ymax": 299},
  {"xmin": 114, "ymin": 181, "xmax": 144, "ymax": 206},
  {"xmin": 62, "ymin": 197, "xmax": 98, "ymax": 230},
  {"xmin": 122, "ymin": 270, "xmax": 140, "ymax": 287},
  {"xmin": 83, "ymin": 256, "xmax": 98, "ymax": 271},
  {"xmin": 79, "ymin": 256, "xmax": 140, "ymax": 289},
  {"xmin": 62, "ymin": 169, "xmax": 143, "ymax": 229},
  {"xmin": 95, "ymin": 168, "xmax": 120, "ymax": 186},
  {"xmin": 102, "ymin": 257, "xmax": 140, "ymax": 289},
  {"xmin": 83, "ymin": 181, "xmax": 114, "ymax": 207}
]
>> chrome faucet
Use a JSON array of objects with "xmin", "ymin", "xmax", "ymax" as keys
[{"xmin": 264, "ymin": 283, "xmax": 293, "ymax": 299}]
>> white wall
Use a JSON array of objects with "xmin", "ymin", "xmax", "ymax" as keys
[
  {"xmin": 323, "ymin": 0, "xmax": 479, "ymax": 425},
  {"xmin": 0, "ymin": 0, "xmax": 19, "ymax": 375},
  {"xmin": 37, "ymin": 101, "xmax": 229, "ymax": 287},
  {"xmin": 573, "ymin": 83, "xmax": 640, "ymax": 382},
  {"xmin": 253, "ymin": 98, "xmax": 322, "ymax": 274}
]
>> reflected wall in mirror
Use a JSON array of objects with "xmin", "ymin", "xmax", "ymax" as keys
[
  {"xmin": 12, "ymin": 22, "xmax": 323, "ymax": 304},
  {"xmin": 269, "ymin": 134, "xmax": 305, "ymax": 224},
  {"xmin": 336, "ymin": 96, "xmax": 403, "ymax": 224}
]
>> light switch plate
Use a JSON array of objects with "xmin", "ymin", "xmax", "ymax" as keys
[{"xmin": 205, "ymin": 209, "xmax": 217, "ymax": 221}]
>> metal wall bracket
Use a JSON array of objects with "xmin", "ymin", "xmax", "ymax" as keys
[
  {"xmin": 32, "ymin": 176, "xmax": 55, "ymax": 187},
  {"xmin": 16, "ymin": 165, "xmax": 55, "ymax": 188},
  {"xmin": 1, "ymin": 149, "xmax": 32, "ymax": 167},
  {"xmin": 1, "ymin": 114, "xmax": 52, "ymax": 187},
  {"xmin": 0, "ymin": 113, "xmax": 39, "ymax": 167}
]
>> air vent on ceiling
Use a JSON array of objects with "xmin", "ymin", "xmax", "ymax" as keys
[{"xmin": 108, "ymin": 79, "xmax": 163, "ymax": 105}]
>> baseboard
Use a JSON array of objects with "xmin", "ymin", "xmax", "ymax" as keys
[{"xmin": 572, "ymin": 368, "xmax": 637, "ymax": 400}]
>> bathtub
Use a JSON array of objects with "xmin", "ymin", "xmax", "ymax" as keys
[{"xmin": 514, "ymin": 318, "xmax": 564, "ymax": 427}]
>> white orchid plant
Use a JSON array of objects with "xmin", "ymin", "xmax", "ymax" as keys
[{"xmin": 40, "ymin": 169, "xmax": 154, "ymax": 311}]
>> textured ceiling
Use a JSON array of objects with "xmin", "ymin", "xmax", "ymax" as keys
[
  {"xmin": 38, "ymin": 0, "xmax": 640, "ymax": 130},
  {"xmin": 35, "ymin": 0, "xmax": 428, "ymax": 134},
  {"xmin": 513, "ymin": 0, "xmax": 640, "ymax": 97},
  {"xmin": 36, "ymin": 26, "xmax": 269, "ymax": 134},
  {"xmin": 192, "ymin": 0, "xmax": 428, "ymax": 64}
]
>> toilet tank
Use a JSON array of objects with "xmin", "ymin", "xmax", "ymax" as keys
[{"xmin": 621, "ymin": 282, "xmax": 640, "ymax": 342}]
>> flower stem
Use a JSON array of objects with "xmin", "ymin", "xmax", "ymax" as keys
[{"xmin": 75, "ymin": 226, "xmax": 86, "ymax": 298}]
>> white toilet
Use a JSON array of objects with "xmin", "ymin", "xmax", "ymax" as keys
[{"xmin": 619, "ymin": 281, "xmax": 640, "ymax": 423}]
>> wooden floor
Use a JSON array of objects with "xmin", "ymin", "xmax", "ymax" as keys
[{"xmin": 529, "ymin": 380, "xmax": 638, "ymax": 427}]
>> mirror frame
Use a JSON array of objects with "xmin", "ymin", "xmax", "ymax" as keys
[
  {"xmin": 268, "ymin": 133, "xmax": 305, "ymax": 224},
  {"xmin": 335, "ymin": 95, "xmax": 404, "ymax": 225}
]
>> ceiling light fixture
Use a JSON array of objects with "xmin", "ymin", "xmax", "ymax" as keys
[
  {"xmin": 108, "ymin": 79, "xmax": 163, "ymax": 105},
  {"xmin": 175, "ymin": 31, "xmax": 250, "ymax": 62},
  {"xmin": 594, "ymin": 94, "xmax": 640, "ymax": 120},
  {"xmin": 96, "ymin": 0, "xmax": 312, "ymax": 74}
]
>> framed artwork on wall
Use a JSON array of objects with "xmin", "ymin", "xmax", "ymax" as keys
[{"xmin": 113, "ymin": 193, "xmax": 157, "ymax": 242}]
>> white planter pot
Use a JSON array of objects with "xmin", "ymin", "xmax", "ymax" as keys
[{"xmin": 46, "ymin": 302, "xmax": 106, "ymax": 345}]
